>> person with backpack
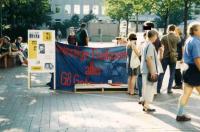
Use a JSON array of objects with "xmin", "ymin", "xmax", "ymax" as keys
[
  {"xmin": 157, "ymin": 25, "xmax": 180, "ymax": 94},
  {"xmin": 76, "ymin": 23, "xmax": 89, "ymax": 46}
]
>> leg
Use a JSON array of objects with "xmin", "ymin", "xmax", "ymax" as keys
[
  {"xmin": 177, "ymin": 83, "xmax": 193, "ymax": 117},
  {"xmin": 168, "ymin": 63, "xmax": 176, "ymax": 92},
  {"xmin": 157, "ymin": 58, "xmax": 168, "ymax": 93},
  {"xmin": 195, "ymin": 86, "xmax": 200, "ymax": 95},
  {"xmin": 129, "ymin": 76, "xmax": 136, "ymax": 94},
  {"xmin": 175, "ymin": 69, "xmax": 182, "ymax": 87},
  {"xmin": 137, "ymin": 74, "xmax": 142, "ymax": 97}
]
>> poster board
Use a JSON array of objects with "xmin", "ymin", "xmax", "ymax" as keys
[{"xmin": 28, "ymin": 30, "xmax": 56, "ymax": 89}]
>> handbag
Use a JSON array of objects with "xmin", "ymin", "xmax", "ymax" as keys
[
  {"xmin": 167, "ymin": 35, "xmax": 178, "ymax": 64},
  {"xmin": 145, "ymin": 44, "xmax": 158, "ymax": 82}
]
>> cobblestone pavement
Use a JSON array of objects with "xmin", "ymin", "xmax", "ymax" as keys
[{"xmin": 0, "ymin": 67, "xmax": 200, "ymax": 132}]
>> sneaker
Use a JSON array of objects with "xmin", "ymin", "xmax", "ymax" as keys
[
  {"xmin": 176, "ymin": 115, "xmax": 191, "ymax": 122},
  {"xmin": 21, "ymin": 63, "xmax": 28, "ymax": 66},
  {"xmin": 173, "ymin": 85, "xmax": 182, "ymax": 89},
  {"xmin": 167, "ymin": 90, "xmax": 173, "ymax": 94}
]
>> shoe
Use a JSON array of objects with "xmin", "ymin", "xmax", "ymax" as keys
[
  {"xmin": 173, "ymin": 85, "xmax": 182, "ymax": 89},
  {"xmin": 176, "ymin": 115, "xmax": 191, "ymax": 122},
  {"xmin": 167, "ymin": 90, "xmax": 173, "ymax": 94},
  {"xmin": 143, "ymin": 108, "xmax": 156, "ymax": 113},
  {"xmin": 21, "ymin": 63, "xmax": 28, "ymax": 66},
  {"xmin": 129, "ymin": 92, "xmax": 138, "ymax": 96},
  {"xmin": 139, "ymin": 101, "xmax": 145, "ymax": 105}
]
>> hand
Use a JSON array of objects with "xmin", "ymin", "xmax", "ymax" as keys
[{"xmin": 151, "ymin": 73, "xmax": 157, "ymax": 80}]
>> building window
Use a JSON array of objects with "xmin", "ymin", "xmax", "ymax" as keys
[
  {"xmin": 83, "ymin": 5, "xmax": 90, "ymax": 15},
  {"xmin": 65, "ymin": 5, "xmax": 71, "ymax": 14},
  {"xmin": 93, "ymin": 5, "xmax": 99, "ymax": 15},
  {"xmin": 74, "ymin": 5, "xmax": 80, "ymax": 14},
  {"xmin": 102, "ymin": 6, "xmax": 105, "ymax": 15},
  {"xmin": 55, "ymin": 5, "xmax": 61, "ymax": 13}
]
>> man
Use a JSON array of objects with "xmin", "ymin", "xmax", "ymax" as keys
[
  {"xmin": 76, "ymin": 23, "xmax": 89, "ymax": 46},
  {"xmin": 157, "ymin": 24, "xmax": 180, "ymax": 94}
]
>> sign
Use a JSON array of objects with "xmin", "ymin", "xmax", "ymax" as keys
[
  {"xmin": 50, "ymin": 42, "xmax": 128, "ymax": 91},
  {"xmin": 28, "ymin": 30, "xmax": 56, "ymax": 89}
]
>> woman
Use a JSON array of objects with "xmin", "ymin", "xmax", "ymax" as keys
[
  {"xmin": 140, "ymin": 30, "xmax": 163, "ymax": 112},
  {"xmin": 176, "ymin": 22, "xmax": 200, "ymax": 122},
  {"xmin": 127, "ymin": 33, "xmax": 140, "ymax": 95},
  {"xmin": 67, "ymin": 27, "xmax": 76, "ymax": 45}
]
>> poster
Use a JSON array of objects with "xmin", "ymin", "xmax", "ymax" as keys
[{"xmin": 28, "ymin": 30, "xmax": 55, "ymax": 73}]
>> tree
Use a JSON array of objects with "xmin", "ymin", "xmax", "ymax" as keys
[
  {"xmin": 2, "ymin": 0, "xmax": 51, "ymax": 40},
  {"xmin": 81, "ymin": 10, "xmax": 96, "ymax": 24},
  {"xmin": 182, "ymin": 0, "xmax": 200, "ymax": 39},
  {"xmin": 148, "ymin": 0, "xmax": 182, "ymax": 34}
]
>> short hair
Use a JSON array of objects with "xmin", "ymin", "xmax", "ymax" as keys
[
  {"xmin": 80, "ymin": 23, "xmax": 87, "ymax": 28},
  {"xmin": 147, "ymin": 30, "xmax": 158, "ymax": 39},
  {"xmin": 127, "ymin": 32, "xmax": 137, "ymax": 41},
  {"xmin": 176, "ymin": 27, "xmax": 182, "ymax": 36},
  {"xmin": 143, "ymin": 21, "xmax": 154, "ymax": 30},
  {"xmin": 168, "ymin": 24, "xmax": 176, "ymax": 32},
  {"xmin": 188, "ymin": 22, "xmax": 200, "ymax": 36}
]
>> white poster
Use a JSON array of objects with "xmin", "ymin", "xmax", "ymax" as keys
[{"xmin": 28, "ymin": 30, "xmax": 55, "ymax": 73}]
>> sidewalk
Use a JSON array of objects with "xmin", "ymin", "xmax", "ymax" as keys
[{"xmin": 0, "ymin": 67, "xmax": 200, "ymax": 132}]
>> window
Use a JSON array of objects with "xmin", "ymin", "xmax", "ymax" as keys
[
  {"xmin": 65, "ymin": 5, "xmax": 71, "ymax": 14},
  {"xmin": 55, "ymin": 5, "xmax": 61, "ymax": 13},
  {"xmin": 93, "ymin": 5, "xmax": 99, "ymax": 15},
  {"xmin": 101, "ymin": 6, "xmax": 105, "ymax": 15},
  {"xmin": 83, "ymin": 5, "xmax": 90, "ymax": 15},
  {"xmin": 74, "ymin": 5, "xmax": 80, "ymax": 14}
]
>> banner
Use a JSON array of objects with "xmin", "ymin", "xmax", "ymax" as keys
[{"xmin": 53, "ymin": 43, "xmax": 128, "ymax": 91}]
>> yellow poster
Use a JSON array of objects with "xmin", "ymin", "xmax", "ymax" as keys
[
  {"xmin": 28, "ymin": 40, "xmax": 37, "ymax": 59},
  {"xmin": 43, "ymin": 32, "xmax": 52, "ymax": 42},
  {"xmin": 31, "ymin": 66, "xmax": 42, "ymax": 71}
]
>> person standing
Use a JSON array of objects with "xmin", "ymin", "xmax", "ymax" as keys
[
  {"xmin": 157, "ymin": 25, "xmax": 180, "ymax": 94},
  {"xmin": 67, "ymin": 27, "xmax": 76, "ymax": 45},
  {"xmin": 173, "ymin": 27, "xmax": 185, "ymax": 89},
  {"xmin": 176, "ymin": 22, "xmax": 200, "ymax": 122},
  {"xmin": 76, "ymin": 23, "xmax": 89, "ymax": 46},
  {"xmin": 127, "ymin": 33, "xmax": 140, "ymax": 95},
  {"xmin": 140, "ymin": 30, "xmax": 163, "ymax": 112}
]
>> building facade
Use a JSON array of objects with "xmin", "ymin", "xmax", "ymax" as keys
[{"xmin": 49, "ymin": 0, "xmax": 106, "ymax": 23}]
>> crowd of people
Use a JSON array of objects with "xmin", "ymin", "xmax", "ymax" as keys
[
  {"xmin": 0, "ymin": 36, "xmax": 28, "ymax": 66},
  {"xmin": 126, "ymin": 21, "xmax": 200, "ymax": 122}
]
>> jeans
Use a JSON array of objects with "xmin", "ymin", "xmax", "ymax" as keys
[
  {"xmin": 157, "ymin": 58, "xmax": 176, "ymax": 93},
  {"xmin": 175, "ymin": 69, "xmax": 182, "ymax": 86},
  {"xmin": 136, "ymin": 74, "xmax": 142, "ymax": 97}
]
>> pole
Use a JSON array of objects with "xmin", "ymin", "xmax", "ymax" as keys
[{"xmin": 0, "ymin": 1, "xmax": 2, "ymax": 37}]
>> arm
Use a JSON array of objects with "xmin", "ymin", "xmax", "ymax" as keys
[
  {"xmin": 146, "ymin": 56, "xmax": 154, "ymax": 74},
  {"xmin": 132, "ymin": 45, "xmax": 140, "ymax": 57},
  {"xmin": 194, "ymin": 58, "xmax": 200, "ymax": 71}
]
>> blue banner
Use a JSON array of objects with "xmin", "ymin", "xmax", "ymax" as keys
[{"xmin": 52, "ymin": 42, "xmax": 128, "ymax": 91}]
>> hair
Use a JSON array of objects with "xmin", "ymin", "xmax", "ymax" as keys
[
  {"xmin": 168, "ymin": 24, "xmax": 176, "ymax": 32},
  {"xmin": 80, "ymin": 23, "xmax": 87, "ymax": 28},
  {"xmin": 176, "ymin": 27, "xmax": 182, "ymax": 36},
  {"xmin": 143, "ymin": 21, "xmax": 154, "ymax": 30},
  {"xmin": 188, "ymin": 22, "xmax": 200, "ymax": 36},
  {"xmin": 17, "ymin": 36, "xmax": 22, "ymax": 41},
  {"xmin": 147, "ymin": 29, "xmax": 158, "ymax": 39},
  {"xmin": 3, "ymin": 36, "xmax": 10, "ymax": 41},
  {"xmin": 127, "ymin": 32, "xmax": 137, "ymax": 41}
]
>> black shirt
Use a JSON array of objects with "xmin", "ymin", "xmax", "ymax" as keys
[{"xmin": 76, "ymin": 28, "xmax": 88, "ymax": 46}]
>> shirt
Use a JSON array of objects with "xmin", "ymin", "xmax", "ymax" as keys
[
  {"xmin": 76, "ymin": 28, "xmax": 88, "ymax": 46},
  {"xmin": 184, "ymin": 36, "xmax": 200, "ymax": 64},
  {"xmin": 161, "ymin": 33, "xmax": 179, "ymax": 58}
]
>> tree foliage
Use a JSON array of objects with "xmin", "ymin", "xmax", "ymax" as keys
[{"xmin": 2, "ymin": 0, "xmax": 51, "ymax": 40}]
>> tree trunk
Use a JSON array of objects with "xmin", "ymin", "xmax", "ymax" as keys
[
  {"xmin": 126, "ymin": 19, "xmax": 129, "ymax": 37},
  {"xmin": 183, "ymin": 0, "xmax": 189, "ymax": 40},
  {"xmin": 118, "ymin": 20, "xmax": 120, "ymax": 36},
  {"xmin": 163, "ymin": 9, "xmax": 169, "ymax": 35},
  {"xmin": 136, "ymin": 12, "xmax": 139, "ymax": 32},
  {"xmin": 0, "ymin": 1, "xmax": 2, "ymax": 37}
]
